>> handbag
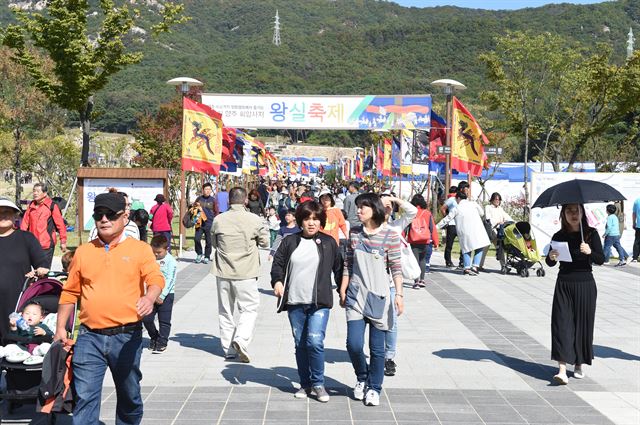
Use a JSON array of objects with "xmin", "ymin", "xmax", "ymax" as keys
[
  {"xmin": 399, "ymin": 234, "xmax": 421, "ymax": 281},
  {"xmin": 483, "ymin": 219, "xmax": 495, "ymax": 240}
]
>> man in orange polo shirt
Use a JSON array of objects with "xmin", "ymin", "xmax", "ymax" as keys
[{"xmin": 55, "ymin": 192, "xmax": 164, "ymax": 425}]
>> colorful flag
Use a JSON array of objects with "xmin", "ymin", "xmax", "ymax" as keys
[
  {"xmin": 451, "ymin": 97, "xmax": 488, "ymax": 177},
  {"xmin": 400, "ymin": 129, "xmax": 413, "ymax": 174},
  {"xmin": 355, "ymin": 152, "xmax": 363, "ymax": 179},
  {"xmin": 391, "ymin": 136, "xmax": 401, "ymax": 171},
  {"xmin": 363, "ymin": 147, "xmax": 373, "ymax": 173},
  {"xmin": 383, "ymin": 138, "xmax": 392, "ymax": 177},
  {"xmin": 301, "ymin": 162, "xmax": 309, "ymax": 176},
  {"xmin": 181, "ymin": 98, "xmax": 223, "ymax": 174}
]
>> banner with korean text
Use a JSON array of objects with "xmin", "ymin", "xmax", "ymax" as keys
[{"xmin": 201, "ymin": 94, "xmax": 432, "ymax": 130}]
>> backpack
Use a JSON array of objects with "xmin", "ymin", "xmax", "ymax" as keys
[
  {"xmin": 182, "ymin": 209, "xmax": 197, "ymax": 228},
  {"xmin": 407, "ymin": 209, "xmax": 431, "ymax": 244}
]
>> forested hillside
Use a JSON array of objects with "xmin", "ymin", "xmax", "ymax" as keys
[{"xmin": 1, "ymin": 0, "xmax": 637, "ymax": 133}]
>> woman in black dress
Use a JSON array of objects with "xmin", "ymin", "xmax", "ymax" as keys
[
  {"xmin": 0, "ymin": 198, "xmax": 48, "ymax": 344},
  {"xmin": 546, "ymin": 203, "xmax": 604, "ymax": 385}
]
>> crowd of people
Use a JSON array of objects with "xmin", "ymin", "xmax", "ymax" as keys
[{"xmin": 0, "ymin": 177, "xmax": 639, "ymax": 423}]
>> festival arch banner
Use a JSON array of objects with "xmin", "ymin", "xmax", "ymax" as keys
[{"xmin": 201, "ymin": 94, "xmax": 431, "ymax": 130}]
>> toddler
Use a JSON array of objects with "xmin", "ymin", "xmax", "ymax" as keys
[
  {"xmin": 603, "ymin": 204, "xmax": 628, "ymax": 266},
  {"xmin": 143, "ymin": 235, "xmax": 177, "ymax": 353},
  {"xmin": 266, "ymin": 207, "xmax": 280, "ymax": 247},
  {"xmin": 9, "ymin": 301, "xmax": 53, "ymax": 338}
]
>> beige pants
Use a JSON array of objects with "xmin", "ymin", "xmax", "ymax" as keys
[{"xmin": 216, "ymin": 277, "xmax": 260, "ymax": 356}]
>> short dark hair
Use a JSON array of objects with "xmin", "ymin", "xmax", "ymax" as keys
[
  {"xmin": 286, "ymin": 208, "xmax": 296, "ymax": 216},
  {"xmin": 606, "ymin": 204, "xmax": 617, "ymax": 214},
  {"xmin": 295, "ymin": 200, "xmax": 326, "ymax": 228},
  {"xmin": 458, "ymin": 181, "xmax": 469, "ymax": 190},
  {"xmin": 203, "ymin": 182, "xmax": 212, "ymax": 189},
  {"xmin": 150, "ymin": 234, "xmax": 169, "ymax": 249},
  {"xmin": 33, "ymin": 182, "xmax": 48, "ymax": 193},
  {"xmin": 23, "ymin": 301, "xmax": 45, "ymax": 315},
  {"xmin": 448, "ymin": 185, "xmax": 458, "ymax": 194},
  {"xmin": 348, "ymin": 181, "xmax": 359, "ymax": 190},
  {"xmin": 229, "ymin": 187, "xmax": 246, "ymax": 204},
  {"xmin": 410, "ymin": 194, "xmax": 428, "ymax": 209},
  {"xmin": 455, "ymin": 190, "xmax": 468, "ymax": 200},
  {"xmin": 61, "ymin": 249, "xmax": 75, "ymax": 272},
  {"xmin": 490, "ymin": 192, "xmax": 502, "ymax": 203},
  {"xmin": 355, "ymin": 192, "xmax": 386, "ymax": 227},
  {"xmin": 319, "ymin": 193, "xmax": 335, "ymax": 207}
]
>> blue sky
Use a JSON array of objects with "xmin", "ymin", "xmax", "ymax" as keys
[{"xmin": 392, "ymin": 0, "xmax": 609, "ymax": 10}]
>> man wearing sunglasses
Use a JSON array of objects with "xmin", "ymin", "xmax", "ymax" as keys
[{"xmin": 55, "ymin": 192, "xmax": 165, "ymax": 425}]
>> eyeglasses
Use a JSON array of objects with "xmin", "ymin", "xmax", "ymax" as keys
[{"xmin": 92, "ymin": 209, "xmax": 124, "ymax": 222}]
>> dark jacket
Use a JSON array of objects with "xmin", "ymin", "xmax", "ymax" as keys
[
  {"xmin": 37, "ymin": 340, "xmax": 74, "ymax": 414},
  {"xmin": 271, "ymin": 231, "xmax": 343, "ymax": 312}
]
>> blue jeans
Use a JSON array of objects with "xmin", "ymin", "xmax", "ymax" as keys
[
  {"xmin": 463, "ymin": 248, "xmax": 484, "ymax": 269},
  {"xmin": 287, "ymin": 305, "xmax": 330, "ymax": 388},
  {"xmin": 346, "ymin": 318, "xmax": 386, "ymax": 394},
  {"xmin": 72, "ymin": 325, "xmax": 143, "ymax": 425},
  {"xmin": 143, "ymin": 293, "xmax": 174, "ymax": 346},
  {"xmin": 384, "ymin": 286, "xmax": 398, "ymax": 360},
  {"xmin": 603, "ymin": 235, "xmax": 628, "ymax": 262}
]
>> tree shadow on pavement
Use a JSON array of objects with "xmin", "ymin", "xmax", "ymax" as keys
[
  {"xmin": 170, "ymin": 333, "xmax": 225, "ymax": 357},
  {"xmin": 433, "ymin": 348, "xmax": 558, "ymax": 384},
  {"xmin": 593, "ymin": 345, "xmax": 640, "ymax": 361}
]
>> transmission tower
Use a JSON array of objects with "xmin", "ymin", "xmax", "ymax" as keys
[{"xmin": 273, "ymin": 9, "xmax": 281, "ymax": 46}]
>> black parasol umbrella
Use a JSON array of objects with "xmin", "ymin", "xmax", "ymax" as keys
[
  {"xmin": 532, "ymin": 179, "xmax": 626, "ymax": 241},
  {"xmin": 531, "ymin": 179, "xmax": 626, "ymax": 209}
]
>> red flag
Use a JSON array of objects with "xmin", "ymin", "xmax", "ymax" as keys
[
  {"xmin": 376, "ymin": 143, "xmax": 384, "ymax": 172},
  {"xmin": 301, "ymin": 162, "xmax": 309, "ymax": 176},
  {"xmin": 450, "ymin": 97, "xmax": 489, "ymax": 177},
  {"xmin": 181, "ymin": 98, "xmax": 223, "ymax": 174},
  {"xmin": 429, "ymin": 137, "xmax": 446, "ymax": 163},
  {"xmin": 222, "ymin": 127, "xmax": 237, "ymax": 163}
]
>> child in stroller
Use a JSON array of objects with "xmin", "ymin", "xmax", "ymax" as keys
[
  {"xmin": 498, "ymin": 221, "xmax": 545, "ymax": 278},
  {"xmin": 0, "ymin": 272, "xmax": 75, "ymax": 421}
]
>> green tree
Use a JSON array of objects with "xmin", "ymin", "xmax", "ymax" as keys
[
  {"xmin": 0, "ymin": 46, "xmax": 64, "ymax": 203},
  {"xmin": 2, "ymin": 0, "xmax": 188, "ymax": 166}
]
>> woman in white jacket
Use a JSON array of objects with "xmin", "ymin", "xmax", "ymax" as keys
[{"xmin": 436, "ymin": 190, "xmax": 490, "ymax": 276}]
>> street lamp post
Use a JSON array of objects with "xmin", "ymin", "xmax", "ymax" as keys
[
  {"xmin": 166, "ymin": 77, "xmax": 203, "ymax": 258},
  {"xmin": 431, "ymin": 79, "xmax": 466, "ymax": 192}
]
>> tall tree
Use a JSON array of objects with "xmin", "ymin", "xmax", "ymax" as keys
[
  {"xmin": 1, "ymin": 0, "xmax": 188, "ymax": 166},
  {"xmin": 0, "ymin": 46, "xmax": 64, "ymax": 203}
]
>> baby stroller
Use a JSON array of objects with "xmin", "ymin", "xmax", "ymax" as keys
[
  {"xmin": 0, "ymin": 272, "xmax": 75, "ymax": 423},
  {"xmin": 498, "ymin": 222, "xmax": 545, "ymax": 278}
]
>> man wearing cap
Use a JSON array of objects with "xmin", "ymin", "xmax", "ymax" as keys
[
  {"xmin": 0, "ymin": 198, "xmax": 48, "ymax": 343},
  {"xmin": 55, "ymin": 192, "xmax": 165, "ymax": 425},
  {"xmin": 150, "ymin": 193, "xmax": 173, "ymax": 252},
  {"xmin": 20, "ymin": 182, "xmax": 67, "ymax": 268},
  {"xmin": 211, "ymin": 187, "xmax": 270, "ymax": 362}
]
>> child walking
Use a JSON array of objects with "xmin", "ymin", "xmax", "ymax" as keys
[
  {"xmin": 267, "ymin": 206, "xmax": 280, "ymax": 247},
  {"xmin": 603, "ymin": 204, "xmax": 628, "ymax": 266},
  {"xmin": 143, "ymin": 235, "xmax": 177, "ymax": 353}
]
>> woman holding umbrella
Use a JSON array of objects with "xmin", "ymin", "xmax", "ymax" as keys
[{"xmin": 546, "ymin": 204, "xmax": 604, "ymax": 385}]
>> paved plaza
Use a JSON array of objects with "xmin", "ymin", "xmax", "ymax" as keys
[{"xmin": 3, "ymin": 250, "xmax": 639, "ymax": 425}]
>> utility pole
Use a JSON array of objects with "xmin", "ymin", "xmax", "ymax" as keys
[{"xmin": 628, "ymin": 28, "xmax": 635, "ymax": 60}]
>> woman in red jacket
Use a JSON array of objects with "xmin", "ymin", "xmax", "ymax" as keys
[
  {"xmin": 150, "ymin": 194, "xmax": 173, "ymax": 251},
  {"xmin": 407, "ymin": 194, "xmax": 439, "ymax": 288}
]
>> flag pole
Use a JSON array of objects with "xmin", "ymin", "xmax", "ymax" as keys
[{"xmin": 179, "ymin": 170, "xmax": 186, "ymax": 258}]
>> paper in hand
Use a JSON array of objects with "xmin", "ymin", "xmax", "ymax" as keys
[{"xmin": 550, "ymin": 241, "xmax": 572, "ymax": 262}]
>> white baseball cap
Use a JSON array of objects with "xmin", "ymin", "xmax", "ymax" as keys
[{"xmin": 0, "ymin": 198, "xmax": 20, "ymax": 212}]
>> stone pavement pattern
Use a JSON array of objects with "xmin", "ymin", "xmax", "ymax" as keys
[{"xmin": 3, "ymin": 251, "xmax": 639, "ymax": 425}]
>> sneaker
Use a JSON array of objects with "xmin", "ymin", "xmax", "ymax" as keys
[
  {"xmin": 353, "ymin": 381, "xmax": 366, "ymax": 400},
  {"xmin": 294, "ymin": 387, "xmax": 311, "ymax": 399},
  {"xmin": 224, "ymin": 353, "xmax": 236, "ymax": 360},
  {"xmin": 463, "ymin": 269, "xmax": 478, "ymax": 276},
  {"xmin": 553, "ymin": 373, "xmax": 569, "ymax": 385},
  {"xmin": 153, "ymin": 344, "xmax": 167, "ymax": 354},
  {"xmin": 148, "ymin": 339, "xmax": 156, "ymax": 351},
  {"xmin": 384, "ymin": 359, "xmax": 396, "ymax": 376},
  {"xmin": 631, "ymin": 258, "xmax": 638, "ymax": 263},
  {"xmin": 573, "ymin": 367, "xmax": 585, "ymax": 379},
  {"xmin": 195, "ymin": 255, "xmax": 202, "ymax": 264},
  {"xmin": 455, "ymin": 265, "xmax": 464, "ymax": 271},
  {"xmin": 616, "ymin": 260, "xmax": 626, "ymax": 267},
  {"xmin": 364, "ymin": 389, "xmax": 380, "ymax": 406},
  {"xmin": 202, "ymin": 257, "xmax": 209, "ymax": 264},
  {"xmin": 312, "ymin": 385, "xmax": 330, "ymax": 403},
  {"xmin": 412, "ymin": 282, "xmax": 421, "ymax": 289},
  {"xmin": 445, "ymin": 262, "xmax": 455, "ymax": 268},
  {"xmin": 231, "ymin": 341, "xmax": 250, "ymax": 363}
]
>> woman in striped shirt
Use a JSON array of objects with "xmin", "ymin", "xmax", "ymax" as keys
[{"xmin": 339, "ymin": 192, "xmax": 404, "ymax": 407}]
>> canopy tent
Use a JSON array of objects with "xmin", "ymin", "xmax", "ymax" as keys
[{"xmin": 452, "ymin": 162, "xmax": 596, "ymax": 182}]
